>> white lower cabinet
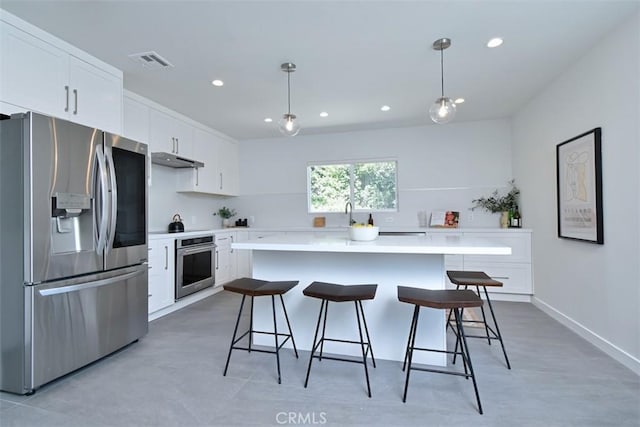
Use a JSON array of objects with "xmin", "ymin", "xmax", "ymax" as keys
[
  {"xmin": 445, "ymin": 230, "xmax": 533, "ymax": 297},
  {"xmin": 148, "ymin": 237, "xmax": 175, "ymax": 313},
  {"xmin": 215, "ymin": 233, "xmax": 233, "ymax": 285},
  {"xmin": 235, "ymin": 230, "xmax": 251, "ymax": 278}
]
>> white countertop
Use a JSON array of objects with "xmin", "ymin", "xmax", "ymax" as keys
[
  {"xmin": 148, "ymin": 226, "xmax": 531, "ymax": 240},
  {"xmin": 231, "ymin": 233, "xmax": 512, "ymax": 255}
]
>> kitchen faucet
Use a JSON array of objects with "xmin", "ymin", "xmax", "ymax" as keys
[{"xmin": 345, "ymin": 201, "xmax": 355, "ymax": 226}]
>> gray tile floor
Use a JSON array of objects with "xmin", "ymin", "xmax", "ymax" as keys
[{"xmin": 1, "ymin": 291, "xmax": 639, "ymax": 426}]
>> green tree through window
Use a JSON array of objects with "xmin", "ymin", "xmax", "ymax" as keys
[{"xmin": 308, "ymin": 161, "xmax": 397, "ymax": 212}]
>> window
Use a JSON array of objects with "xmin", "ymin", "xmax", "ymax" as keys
[{"xmin": 308, "ymin": 160, "xmax": 397, "ymax": 213}]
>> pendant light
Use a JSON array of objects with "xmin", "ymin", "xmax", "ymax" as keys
[
  {"xmin": 429, "ymin": 38, "xmax": 456, "ymax": 124},
  {"xmin": 278, "ymin": 62, "xmax": 300, "ymax": 136}
]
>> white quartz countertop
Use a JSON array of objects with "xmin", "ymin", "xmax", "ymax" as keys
[{"xmin": 231, "ymin": 233, "xmax": 512, "ymax": 255}]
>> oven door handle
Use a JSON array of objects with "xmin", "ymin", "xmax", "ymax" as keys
[{"xmin": 177, "ymin": 245, "xmax": 215, "ymax": 256}]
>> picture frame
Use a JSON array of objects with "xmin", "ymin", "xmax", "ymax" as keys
[
  {"xmin": 556, "ymin": 128, "xmax": 603, "ymax": 244},
  {"xmin": 429, "ymin": 210, "xmax": 459, "ymax": 228}
]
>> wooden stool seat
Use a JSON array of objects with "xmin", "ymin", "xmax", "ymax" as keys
[
  {"xmin": 222, "ymin": 277, "xmax": 299, "ymax": 384},
  {"xmin": 303, "ymin": 281, "xmax": 377, "ymax": 398},
  {"xmin": 224, "ymin": 277, "xmax": 298, "ymax": 296},
  {"xmin": 446, "ymin": 270, "xmax": 503, "ymax": 287},
  {"xmin": 397, "ymin": 286, "xmax": 484, "ymax": 414},
  {"xmin": 397, "ymin": 287, "xmax": 483, "ymax": 309},
  {"xmin": 446, "ymin": 270, "xmax": 511, "ymax": 370},
  {"xmin": 303, "ymin": 281, "xmax": 377, "ymax": 302}
]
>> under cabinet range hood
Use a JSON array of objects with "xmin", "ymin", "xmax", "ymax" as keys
[{"xmin": 151, "ymin": 152, "xmax": 204, "ymax": 168}]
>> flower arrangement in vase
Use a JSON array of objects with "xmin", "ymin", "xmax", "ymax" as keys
[
  {"xmin": 472, "ymin": 180, "xmax": 520, "ymax": 228},
  {"xmin": 216, "ymin": 206, "xmax": 237, "ymax": 227}
]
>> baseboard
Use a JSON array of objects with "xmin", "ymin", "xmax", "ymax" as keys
[
  {"xmin": 149, "ymin": 286, "xmax": 222, "ymax": 322},
  {"xmin": 532, "ymin": 296, "xmax": 640, "ymax": 376}
]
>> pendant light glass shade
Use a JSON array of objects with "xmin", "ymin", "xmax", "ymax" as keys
[
  {"xmin": 429, "ymin": 38, "xmax": 456, "ymax": 124},
  {"xmin": 429, "ymin": 97, "xmax": 456, "ymax": 124},
  {"xmin": 278, "ymin": 113, "xmax": 300, "ymax": 136},
  {"xmin": 279, "ymin": 62, "xmax": 300, "ymax": 136}
]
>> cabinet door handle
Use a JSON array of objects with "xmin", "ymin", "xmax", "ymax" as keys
[
  {"xmin": 216, "ymin": 250, "xmax": 219, "ymax": 270},
  {"xmin": 196, "ymin": 168, "xmax": 199, "ymax": 186},
  {"xmin": 220, "ymin": 173, "xmax": 223, "ymax": 190},
  {"xmin": 230, "ymin": 235, "xmax": 234, "ymax": 253},
  {"xmin": 171, "ymin": 137, "xmax": 175, "ymax": 153},
  {"xmin": 492, "ymin": 276, "xmax": 509, "ymax": 280},
  {"xmin": 64, "ymin": 86, "xmax": 70, "ymax": 112},
  {"xmin": 176, "ymin": 138, "xmax": 179, "ymax": 154},
  {"xmin": 148, "ymin": 294, "xmax": 152, "ymax": 297},
  {"xmin": 73, "ymin": 89, "xmax": 78, "ymax": 115},
  {"xmin": 164, "ymin": 245, "xmax": 168, "ymax": 270}
]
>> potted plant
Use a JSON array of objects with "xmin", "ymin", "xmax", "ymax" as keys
[
  {"xmin": 472, "ymin": 180, "xmax": 520, "ymax": 228},
  {"xmin": 216, "ymin": 206, "xmax": 237, "ymax": 227}
]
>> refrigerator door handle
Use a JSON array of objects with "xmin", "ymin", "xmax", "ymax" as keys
[
  {"xmin": 95, "ymin": 146, "xmax": 109, "ymax": 254},
  {"xmin": 104, "ymin": 146, "xmax": 118, "ymax": 254},
  {"xmin": 38, "ymin": 268, "xmax": 146, "ymax": 296}
]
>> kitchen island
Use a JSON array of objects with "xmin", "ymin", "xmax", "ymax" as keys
[{"xmin": 232, "ymin": 233, "xmax": 510, "ymax": 366}]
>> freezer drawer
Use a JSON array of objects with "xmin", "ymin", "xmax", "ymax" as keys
[{"xmin": 28, "ymin": 265, "xmax": 148, "ymax": 391}]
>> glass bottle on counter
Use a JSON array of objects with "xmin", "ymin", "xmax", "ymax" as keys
[
  {"xmin": 511, "ymin": 206, "xmax": 521, "ymax": 228},
  {"xmin": 368, "ymin": 214, "xmax": 374, "ymax": 226}
]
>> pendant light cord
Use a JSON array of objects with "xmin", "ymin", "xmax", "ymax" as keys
[
  {"xmin": 440, "ymin": 46, "xmax": 445, "ymax": 98},
  {"xmin": 287, "ymin": 68, "xmax": 292, "ymax": 115}
]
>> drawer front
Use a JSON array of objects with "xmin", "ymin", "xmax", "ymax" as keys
[
  {"xmin": 461, "ymin": 261, "xmax": 532, "ymax": 295},
  {"xmin": 463, "ymin": 232, "xmax": 531, "ymax": 264}
]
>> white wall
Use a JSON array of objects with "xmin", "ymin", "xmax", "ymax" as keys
[
  {"xmin": 512, "ymin": 12, "xmax": 640, "ymax": 373},
  {"xmin": 235, "ymin": 119, "xmax": 514, "ymax": 228}
]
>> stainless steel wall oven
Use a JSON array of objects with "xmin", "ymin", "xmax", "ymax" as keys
[{"xmin": 175, "ymin": 234, "xmax": 215, "ymax": 299}]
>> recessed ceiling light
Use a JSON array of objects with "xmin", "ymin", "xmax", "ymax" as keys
[
  {"xmin": 381, "ymin": 105, "xmax": 391, "ymax": 111},
  {"xmin": 211, "ymin": 79, "xmax": 224, "ymax": 86},
  {"xmin": 319, "ymin": 112, "xmax": 329, "ymax": 117},
  {"xmin": 264, "ymin": 118, "xmax": 273, "ymax": 123},
  {"xmin": 487, "ymin": 38, "xmax": 503, "ymax": 48},
  {"xmin": 454, "ymin": 98, "xmax": 465, "ymax": 104}
]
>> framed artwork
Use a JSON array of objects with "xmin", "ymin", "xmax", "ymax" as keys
[{"xmin": 556, "ymin": 128, "xmax": 603, "ymax": 244}]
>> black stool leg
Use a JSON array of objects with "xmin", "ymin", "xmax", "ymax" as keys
[
  {"xmin": 402, "ymin": 305, "xmax": 420, "ymax": 403},
  {"xmin": 271, "ymin": 295, "xmax": 282, "ymax": 384},
  {"xmin": 454, "ymin": 308, "xmax": 483, "ymax": 414},
  {"xmin": 279, "ymin": 294, "xmax": 299, "ymax": 358},
  {"xmin": 304, "ymin": 299, "xmax": 326, "ymax": 388},
  {"xmin": 446, "ymin": 284, "xmax": 460, "ymax": 332},
  {"xmin": 358, "ymin": 300, "xmax": 376, "ymax": 368},
  {"xmin": 474, "ymin": 286, "xmax": 492, "ymax": 345},
  {"xmin": 248, "ymin": 296, "xmax": 254, "ymax": 352},
  {"xmin": 318, "ymin": 300, "xmax": 329, "ymax": 361},
  {"xmin": 354, "ymin": 301, "xmax": 372, "ymax": 398},
  {"xmin": 402, "ymin": 305, "xmax": 418, "ymax": 372},
  {"xmin": 223, "ymin": 295, "xmax": 246, "ymax": 376},
  {"xmin": 483, "ymin": 287, "xmax": 511, "ymax": 369}
]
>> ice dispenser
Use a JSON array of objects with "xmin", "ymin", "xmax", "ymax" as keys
[{"xmin": 50, "ymin": 192, "xmax": 94, "ymax": 254}]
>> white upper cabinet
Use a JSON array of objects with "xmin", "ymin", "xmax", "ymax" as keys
[
  {"xmin": 123, "ymin": 95, "xmax": 150, "ymax": 143},
  {"xmin": 176, "ymin": 128, "xmax": 239, "ymax": 196},
  {"xmin": 149, "ymin": 108, "xmax": 194, "ymax": 158},
  {"xmin": 217, "ymin": 138, "xmax": 239, "ymax": 196},
  {"xmin": 67, "ymin": 56, "xmax": 122, "ymax": 133},
  {"xmin": 0, "ymin": 19, "xmax": 123, "ymax": 134}
]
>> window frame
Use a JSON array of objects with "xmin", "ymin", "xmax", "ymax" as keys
[{"xmin": 306, "ymin": 158, "xmax": 399, "ymax": 214}]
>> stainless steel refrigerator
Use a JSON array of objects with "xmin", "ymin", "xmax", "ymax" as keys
[{"xmin": 0, "ymin": 112, "xmax": 149, "ymax": 394}]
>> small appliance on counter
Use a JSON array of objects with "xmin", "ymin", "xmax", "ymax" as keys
[{"xmin": 168, "ymin": 214, "xmax": 185, "ymax": 233}]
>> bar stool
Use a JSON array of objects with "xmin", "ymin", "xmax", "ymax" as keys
[
  {"xmin": 303, "ymin": 281, "xmax": 377, "ymax": 397},
  {"xmin": 446, "ymin": 270, "xmax": 511, "ymax": 369},
  {"xmin": 222, "ymin": 277, "xmax": 299, "ymax": 384},
  {"xmin": 397, "ymin": 286, "xmax": 484, "ymax": 414}
]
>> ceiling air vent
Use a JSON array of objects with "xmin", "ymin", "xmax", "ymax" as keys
[{"xmin": 128, "ymin": 51, "xmax": 174, "ymax": 69}]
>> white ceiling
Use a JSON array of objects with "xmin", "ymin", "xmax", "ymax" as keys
[{"xmin": 2, "ymin": 1, "xmax": 638, "ymax": 140}]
